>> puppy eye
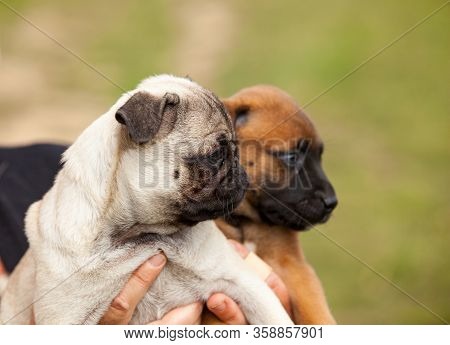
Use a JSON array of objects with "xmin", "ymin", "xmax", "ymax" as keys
[
  {"xmin": 207, "ymin": 146, "xmax": 226, "ymax": 168},
  {"xmin": 277, "ymin": 152, "xmax": 297, "ymax": 167},
  {"xmin": 234, "ymin": 106, "xmax": 249, "ymax": 128}
]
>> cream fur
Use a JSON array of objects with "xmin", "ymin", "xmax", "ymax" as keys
[{"xmin": 0, "ymin": 75, "xmax": 292, "ymax": 325}]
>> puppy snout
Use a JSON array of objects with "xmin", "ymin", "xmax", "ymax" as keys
[
  {"xmin": 315, "ymin": 190, "xmax": 338, "ymax": 212},
  {"xmin": 222, "ymin": 162, "xmax": 248, "ymax": 193},
  {"xmin": 322, "ymin": 194, "xmax": 338, "ymax": 210}
]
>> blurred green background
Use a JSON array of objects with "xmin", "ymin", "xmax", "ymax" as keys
[{"xmin": 1, "ymin": 0, "xmax": 449, "ymax": 324}]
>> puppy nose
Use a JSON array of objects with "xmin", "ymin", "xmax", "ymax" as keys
[{"xmin": 322, "ymin": 195, "xmax": 338, "ymax": 210}]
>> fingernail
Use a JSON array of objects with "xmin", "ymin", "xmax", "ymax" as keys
[
  {"xmin": 265, "ymin": 272, "xmax": 277, "ymax": 286},
  {"xmin": 228, "ymin": 240, "xmax": 240, "ymax": 251},
  {"xmin": 228, "ymin": 240, "xmax": 248, "ymax": 258},
  {"xmin": 148, "ymin": 253, "xmax": 166, "ymax": 267}
]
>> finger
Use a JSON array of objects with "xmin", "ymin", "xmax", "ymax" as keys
[
  {"xmin": 0, "ymin": 259, "xmax": 8, "ymax": 297},
  {"xmin": 265, "ymin": 272, "xmax": 292, "ymax": 316},
  {"xmin": 30, "ymin": 308, "xmax": 36, "ymax": 325},
  {"xmin": 230, "ymin": 241, "xmax": 272, "ymax": 281},
  {"xmin": 150, "ymin": 302, "xmax": 203, "ymax": 325},
  {"xmin": 207, "ymin": 293, "xmax": 247, "ymax": 325},
  {"xmin": 0, "ymin": 259, "xmax": 7, "ymax": 276},
  {"xmin": 99, "ymin": 253, "xmax": 166, "ymax": 324},
  {"xmin": 123, "ymin": 253, "xmax": 167, "ymax": 308},
  {"xmin": 228, "ymin": 240, "xmax": 249, "ymax": 258}
]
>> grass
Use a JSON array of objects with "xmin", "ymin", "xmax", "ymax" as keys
[{"xmin": 1, "ymin": 0, "xmax": 449, "ymax": 324}]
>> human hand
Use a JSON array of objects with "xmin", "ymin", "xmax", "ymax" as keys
[
  {"xmin": 98, "ymin": 253, "xmax": 203, "ymax": 325},
  {"xmin": 0, "ymin": 259, "xmax": 8, "ymax": 295},
  {"xmin": 99, "ymin": 242, "xmax": 291, "ymax": 325}
]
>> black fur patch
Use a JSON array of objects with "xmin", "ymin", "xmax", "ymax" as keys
[{"xmin": 116, "ymin": 92, "xmax": 179, "ymax": 144}]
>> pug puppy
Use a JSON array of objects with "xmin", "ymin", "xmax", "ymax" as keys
[{"xmin": 0, "ymin": 75, "xmax": 292, "ymax": 325}]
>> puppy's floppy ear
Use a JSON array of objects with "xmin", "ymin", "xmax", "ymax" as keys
[
  {"xmin": 116, "ymin": 91, "xmax": 180, "ymax": 144},
  {"xmin": 222, "ymin": 98, "xmax": 249, "ymax": 128}
]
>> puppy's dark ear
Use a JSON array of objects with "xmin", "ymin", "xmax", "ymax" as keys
[
  {"xmin": 222, "ymin": 98, "xmax": 249, "ymax": 128},
  {"xmin": 116, "ymin": 92, "xmax": 180, "ymax": 144}
]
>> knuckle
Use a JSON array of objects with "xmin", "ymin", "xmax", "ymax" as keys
[
  {"xmin": 110, "ymin": 296, "xmax": 131, "ymax": 314},
  {"xmin": 132, "ymin": 269, "xmax": 155, "ymax": 287},
  {"xmin": 100, "ymin": 297, "xmax": 132, "ymax": 324},
  {"xmin": 221, "ymin": 304, "xmax": 240, "ymax": 322}
]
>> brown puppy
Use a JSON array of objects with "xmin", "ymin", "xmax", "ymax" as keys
[{"xmin": 215, "ymin": 85, "xmax": 337, "ymax": 324}]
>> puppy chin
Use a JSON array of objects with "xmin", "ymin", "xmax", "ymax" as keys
[
  {"xmin": 178, "ymin": 207, "xmax": 228, "ymax": 225},
  {"xmin": 179, "ymin": 193, "xmax": 246, "ymax": 227},
  {"xmin": 179, "ymin": 187, "xmax": 247, "ymax": 225},
  {"xmin": 178, "ymin": 165, "xmax": 249, "ymax": 225},
  {"xmin": 258, "ymin": 197, "xmax": 331, "ymax": 231}
]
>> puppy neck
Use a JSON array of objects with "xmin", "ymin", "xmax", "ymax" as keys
[
  {"xmin": 34, "ymin": 111, "xmax": 125, "ymax": 250},
  {"xmin": 109, "ymin": 222, "xmax": 185, "ymax": 247},
  {"xmin": 38, "ymin": 108, "xmax": 180, "ymax": 249},
  {"xmin": 231, "ymin": 198, "xmax": 261, "ymax": 223},
  {"xmin": 62, "ymin": 113, "xmax": 121, "ymax": 205}
]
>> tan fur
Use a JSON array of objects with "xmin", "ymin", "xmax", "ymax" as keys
[
  {"xmin": 236, "ymin": 222, "xmax": 335, "ymax": 324},
  {"xmin": 211, "ymin": 85, "xmax": 336, "ymax": 324}
]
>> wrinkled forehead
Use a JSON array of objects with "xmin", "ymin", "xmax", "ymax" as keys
[
  {"xmin": 170, "ymin": 94, "xmax": 234, "ymax": 156},
  {"xmin": 137, "ymin": 77, "xmax": 233, "ymax": 147},
  {"xmin": 184, "ymin": 89, "xmax": 232, "ymax": 135},
  {"xmin": 140, "ymin": 76, "xmax": 232, "ymax": 132},
  {"xmin": 239, "ymin": 105, "xmax": 320, "ymax": 152}
]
